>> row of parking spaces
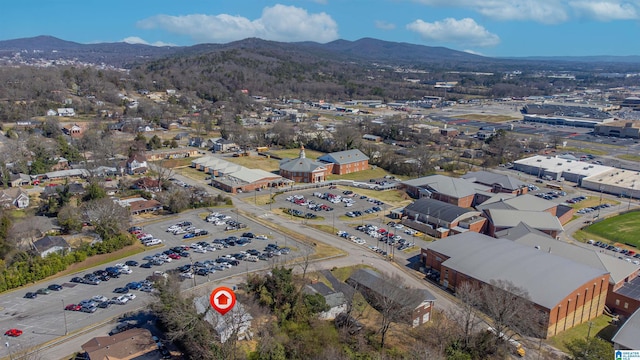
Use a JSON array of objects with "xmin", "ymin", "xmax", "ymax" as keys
[
  {"xmin": 588, "ymin": 240, "xmax": 640, "ymax": 265},
  {"xmin": 577, "ymin": 203, "xmax": 611, "ymax": 214},
  {"xmin": 131, "ymin": 212, "xmax": 300, "ymax": 283}
]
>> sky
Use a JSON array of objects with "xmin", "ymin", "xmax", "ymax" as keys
[{"xmin": 3, "ymin": 0, "xmax": 640, "ymax": 58}]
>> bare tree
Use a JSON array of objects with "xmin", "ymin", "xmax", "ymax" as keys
[
  {"xmin": 450, "ymin": 281, "xmax": 483, "ymax": 349},
  {"xmin": 480, "ymin": 279, "xmax": 545, "ymax": 344},
  {"xmin": 350, "ymin": 271, "xmax": 426, "ymax": 349},
  {"xmin": 82, "ymin": 197, "xmax": 130, "ymax": 238}
]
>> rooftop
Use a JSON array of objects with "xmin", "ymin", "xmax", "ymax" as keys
[
  {"xmin": 612, "ymin": 307, "xmax": 640, "ymax": 349},
  {"xmin": 513, "ymin": 155, "xmax": 612, "ymax": 177},
  {"xmin": 426, "ymin": 232, "xmax": 608, "ymax": 309}
]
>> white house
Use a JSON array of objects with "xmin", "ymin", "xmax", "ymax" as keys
[
  {"xmin": 0, "ymin": 188, "xmax": 29, "ymax": 209},
  {"xmin": 126, "ymin": 154, "xmax": 148, "ymax": 175},
  {"xmin": 57, "ymin": 108, "xmax": 76, "ymax": 117},
  {"xmin": 32, "ymin": 235, "xmax": 71, "ymax": 258}
]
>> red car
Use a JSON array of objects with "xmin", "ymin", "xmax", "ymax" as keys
[
  {"xmin": 4, "ymin": 329, "xmax": 22, "ymax": 337},
  {"xmin": 168, "ymin": 253, "xmax": 181, "ymax": 260},
  {"xmin": 65, "ymin": 304, "xmax": 82, "ymax": 311}
]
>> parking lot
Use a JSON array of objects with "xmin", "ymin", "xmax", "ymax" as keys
[{"xmin": 0, "ymin": 208, "xmax": 304, "ymax": 358}]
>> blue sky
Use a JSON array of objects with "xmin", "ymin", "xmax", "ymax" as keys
[{"xmin": 3, "ymin": 0, "xmax": 640, "ymax": 57}]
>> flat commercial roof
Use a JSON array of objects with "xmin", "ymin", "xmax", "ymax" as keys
[
  {"xmin": 582, "ymin": 168, "xmax": 640, "ymax": 188},
  {"xmin": 514, "ymin": 155, "xmax": 612, "ymax": 177}
]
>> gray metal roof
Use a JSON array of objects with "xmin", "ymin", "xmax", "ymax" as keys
[
  {"xmin": 426, "ymin": 232, "xmax": 609, "ymax": 309},
  {"xmin": 497, "ymin": 223, "xmax": 638, "ymax": 285},
  {"xmin": 404, "ymin": 198, "xmax": 478, "ymax": 223},
  {"xmin": 401, "ymin": 174, "xmax": 488, "ymax": 199},
  {"xmin": 484, "ymin": 209, "xmax": 564, "ymax": 231},
  {"xmin": 279, "ymin": 157, "xmax": 327, "ymax": 173},
  {"xmin": 347, "ymin": 268, "xmax": 436, "ymax": 307},
  {"xmin": 318, "ymin": 149, "xmax": 369, "ymax": 165},
  {"xmin": 462, "ymin": 171, "xmax": 527, "ymax": 191},
  {"xmin": 612, "ymin": 307, "xmax": 640, "ymax": 349},
  {"xmin": 478, "ymin": 194, "xmax": 556, "ymax": 212}
]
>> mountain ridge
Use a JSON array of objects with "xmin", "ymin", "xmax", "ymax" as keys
[{"xmin": 1, "ymin": 35, "xmax": 640, "ymax": 70}]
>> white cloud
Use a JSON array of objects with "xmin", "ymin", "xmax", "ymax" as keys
[
  {"xmin": 413, "ymin": 0, "xmax": 640, "ymax": 23},
  {"xmin": 121, "ymin": 36, "xmax": 175, "ymax": 47},
  {"xmin": 411, "ymin": 0, "xmax": 569, "ymax": 23},
  {"xmin": 406, "ymin": 18, "xmax": 500, "ymax": 47},
  {"xmin": 137, "ymin": 4, "xmax": 338, "ymax": 43},
  {"xmin": 569, "ymin": 1, "xmax": 638, "ymax": 21},
  {"xmin": 375, "ymin": 20, "xmax": 396, "ymax": 30}
]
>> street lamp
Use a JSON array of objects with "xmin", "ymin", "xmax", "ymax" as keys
[{"xmin": 61, "ymin": 299, "xmax": 68, "ymax": 335}]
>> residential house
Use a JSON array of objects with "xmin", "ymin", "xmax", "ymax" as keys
[
  {"xmin": 189, "ymin": 137, "xmax": 207, "ymax": 148},
  {"xmin": 0, "ymin": 188, "xmax": 29, "ymax": 209},
  {"xmin": 51, "ymin": 157, "xmax": 70, "ymax": 171},
  {"xmin": 132, "ymin": 177, "xmax": 162, "ymax": 192},
  {"xmin": 421, "ymin": 232, "xmax": 610, "ymax": 337},
  {"xmin": 126, "ymin": 154, "xmax": 148, "ymax": 175},
  {"xmin": 304, "ymin": 282, "xmax": 347, "ymax": 320},
  {"xmin": 57, "ymin": 108, "xmax": 76, "ymax": 117},
  {"xmin": 46, "ymin": 109, "xmax": 57, "ymax": 116},
  {"xmin": 213, "ymin": 139, "xmax": 238, "ymax": 153},
  {"xmin": 362, "ymin": 134, "xmax": 382, "ymax": 142},
  {"xmin": 347, "ymin": 268, "xmax": 435, "ymax": 327},
  {"xmin": 42, "ymin": 183, "xmax": 85, "ymax": 198},
  {"xmin": 31, "ymin": 235, "xmax": 71, "ymax": 258},
  {"xmin": 318, "ymin": 149, "xmax": 369, "ymax": 175},
  {"xmin": 279, "ymin": 146, "xmax": 329, "ymax": 183},
  {"xmin": 62, "ymin": 123, "xmax": 83, "ymax": 138},
  {"xmin": 128, "ymin": 199, "xmax": 162, "ymax": 215},
  {"xmin": 9, "ymin": 173, "xmax": 31, "ymax": 187},
  {"xmin": 81, "ymin": 328, "xmax": 158, "ymax": 360}
]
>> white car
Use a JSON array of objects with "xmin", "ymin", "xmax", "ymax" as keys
[
  {"xmin": 256, "ymin": 235, "xmax": 268, "ymax": 240},
  {"xmin": 113, "ymin": 296, "xmax": 129, "ymax": 305},
  {"xmin": 119, "ymin": 268, "xmax": 133, "ymax": 275},
  {"xmin": 115, "ymin": 263, "xmax": 129, "ymax": 271},
  {"xmin": 124, "ymin": 293, "xmax": 136, "ymax": 300},
  {"xmin": 92, "ymin": 295, "xmax": 109, "ymax": 303},
  {"xmin": 166, "ymin": 225, "xmax": 180, "ymax": 232},
  {"xmin": 180, "ymin": 272, "xmax": 194, "ymax": 279},
  {"xmin": 193, "ymin": 247, "xmax": 207, "ymax": 254}
]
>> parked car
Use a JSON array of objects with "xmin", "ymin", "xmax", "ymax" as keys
[
  {"xmin": 4, "ymin": 329, "xmax": 23, "ymax": 337},
  {"xmin": 114, "ymin": 287, "xmax": 129, "ymax": 294},
  {"xmin": 47, "ymin": 284, "xmax": 63, "ymax": 291},
  {"xmin": 65, "ymin": 303, "xmax": 82, "ymax": 311},
  {"xmin": 125, "ymin": 260, "xmax": 139, "ymax": 267},
  {"xmin": 24, "ymin": 292, "xmax": 37, "ymax": 299},
  {"xmin": 36, "ymin": 288, "xmax": 51, "ymax": 295}
]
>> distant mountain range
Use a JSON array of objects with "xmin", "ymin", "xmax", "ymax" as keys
[{"xmin": 1, "ymin": 35, "xmax": 639, "ymax": 71}]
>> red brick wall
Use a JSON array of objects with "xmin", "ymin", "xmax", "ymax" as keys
[
  {"xmin": 421, "ymin": 247, "xmax": 610, "ymax": 337},
  {"xmin": 332, "ymin": 160, "xmax": 369, "ymax": 175}
]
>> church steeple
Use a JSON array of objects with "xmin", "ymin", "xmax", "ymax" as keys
[{"xmin": 299, "ymin": 145, "xmax": 306, "ymax": 159}]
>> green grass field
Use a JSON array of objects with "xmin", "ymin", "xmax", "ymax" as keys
[{"xmin": 583, "ymin": 211, "xmax": 640, "ymax": 247}]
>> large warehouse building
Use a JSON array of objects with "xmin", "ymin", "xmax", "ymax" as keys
[
  {"xmin": 513, "ymin": 155, "xmax": 611, "ymax": 183},
  {"xmin": 581, "ymin": 168, "xmax": 640, "ymax": 200},
  {"xmin": 421, "ymin": 232, "xmax": 610, "ymax": 337}
]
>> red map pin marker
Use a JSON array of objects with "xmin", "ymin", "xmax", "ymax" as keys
[{"xmin": 210, "ymin": 286, "xmax": 236, "ymax": 315}]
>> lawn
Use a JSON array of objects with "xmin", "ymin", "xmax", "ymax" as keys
[
  {"xmin": 561, "ymin": 146, "xmax": 608, "ymax": 156},
  {"xmin": 582, "ymin": 210, "xmax": 640, "ymax": 247},
  {"xmin": 269, "ymin": 148, "xmax": 325, "ymax": 160},
  {"xmin": 326, "ymin": 166, "xmax": 393, "ymax": 181},
  {"xmin": 617, "ymin": 154, "xmax": 640, "ymax": 162},
  {"xmin": 570, "ymin": 196, "xmax": 618, "ymax": 210},
  {"xmin": 225, "ymin": 155, "xmax": 280, "ymax": 172},
  {"xmin": 547, "ymin": 315, "xmax": 616, "ymax": 352}
]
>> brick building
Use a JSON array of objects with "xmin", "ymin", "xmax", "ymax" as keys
[
  {"xmin": 421, "ymin": 232, "xmax": 610, "ymax": 337},
  {"xmin": 400, "ymin": 174, "xmax": 490, "ymax": 207},
  {"xmin": 347, "ymin": 268, "xmax": 435, "ymax": 327},
  {"xmin": 279, "ymin": 146, "xmax": 330, "ymax": 183},
  {"xmin": 402, "ymin": 198, "xmax": 486, "ymax": 238},
  {"xmin": 318, "ymin": 149, "xmax": 369, "ymax": 175}
]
